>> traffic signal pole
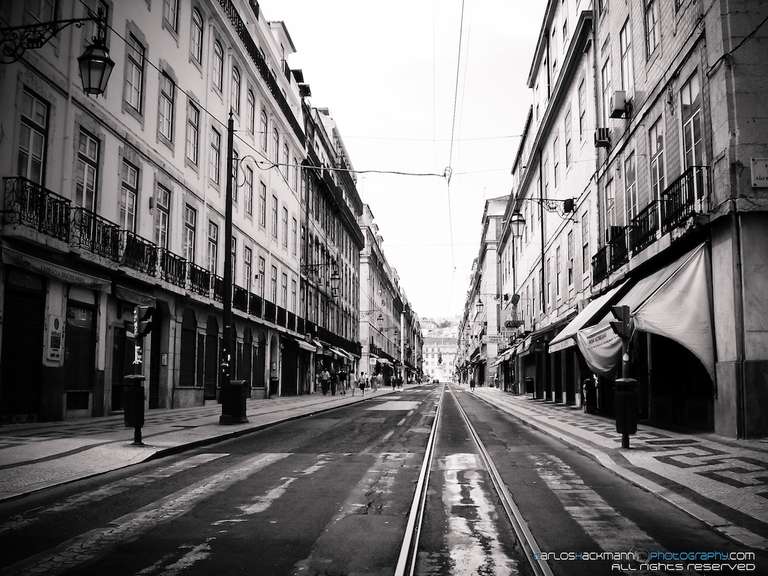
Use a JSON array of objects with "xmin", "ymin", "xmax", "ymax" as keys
[{"xmin": 610, "ymin": 305, "xmax": 637, "ymax": 449}]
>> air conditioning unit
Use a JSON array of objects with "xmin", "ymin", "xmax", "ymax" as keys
[
  {"xmin": 610, "ymin": 90, "xmax": 629, "ymax": 119},
  {"xmin": 594, "ymin": 128, "xmax": 611, "ymax": 148}
]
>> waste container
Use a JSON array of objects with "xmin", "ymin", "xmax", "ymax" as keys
[
  {"xmin": 524, "ymin": 377, "xmax": 534, "ymax": 396},
  {"xmin": 614, "ymin": 377, "xmax": 638, "ymax": 435},
  {"xmin": 122, "ymin": 375, "xmax": 145, "ymax": 428},
  {"xmin": 220, "ymin": 379, "xmax": 249, "ymax": 423}
]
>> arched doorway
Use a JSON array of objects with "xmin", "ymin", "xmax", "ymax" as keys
[
  {"xmin": 269, "ymin": 334, "xmax": 279, "ymax": 397},
  {"xmin": 179, "ymin": 309, "xmax": 197, "ymax": 388},
  {"xmin": 204, "ymin": 316, "xmax": 219, "ymax": 400}
]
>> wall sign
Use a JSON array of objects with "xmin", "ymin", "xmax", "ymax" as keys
[
  {"xmin": 45, "ymin": 314, "xmax": 65, "ymax": 364},
  {"xmin": 751, "ymin": 158, "xmax": 768, "ymax": 188}
]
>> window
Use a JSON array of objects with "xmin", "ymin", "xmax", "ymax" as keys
[
  {"xmin": 581, "ymin": 211, "xmax": 590, "ymax": 274},
  {"xmin": 291, "ymin": 217, "xmax": 297, "ymax": 255},
  {"xmin": 282, "ymin": 207, "xmax": 288, "ymax": 247},
  {"xmin": 260, "ymin": 110, "xmax": 268, "ymax": 151},
  {"xmin": 271, "ymin": 195, "xmax": 278, "ymax": 238},
  {"xmin": 291, "ymin": 278, "xmax": 297, "ymax": 313},
  {"xmin": 605, "ymin": 179, "xmax": 616, "ymax": 229},
  {"xmin": 245, "ymin": 166, "xmax": 254, "ymax": 215},
  {"xmin": 184, "ymin": 205, "xmax": 196, "ymax": 263},
  {"xmin": 281, "ymin": 273, "xmax": 288, "ymax": 307},
  {"xmin": 243, "ymin": 246, "xmax": 252, "ymax": 291},
  {"xmin": 163, "ymin": 0, "xmax": 178, "ymax": 32},
  {"xmin": 282, "ymin": 143, "xmax": 289, "ymax": 178},
  {"xmin": 562, "ymin": 19, "xmax": 568, "ymax": 46},
  {"xmin": 681, "ymin": 73, "xmax": 703, "ymax": 169},
  {"xmin": 158, "ymin": 73, "xmax": 175, "ymax": 142},
  {"xmin": 546, "ymin": 257, "xmax": 552, "ymax": 304},
  {"xmin": 120, "ymin": 160, "xmax": 138, "ymax": 232},
  {"xmin": 649, "ymin": 117, "xmax": 665, "ymax": 202},
  {"xmin": 551, "ymin": 27, "xmax": 558, "ymax": 76},
  {"xmin": 75, "ymin": 129, "xmax": 99, "ymax": 211},
  {"xmin": 190, "ymin": 8, "xmax": 203, "ymax": 63},
  {"xmin": 259, "ymin": 181, "xmax": 267, "ymax": 227},
  {"xmin": 577, "ymin": 78, "xmax": 586, "ymax": 139},
  {"xmin": 620, "ymin": 19, "xmax": 634, "ymax": 95},
  {"xmin": 564, "ymin": 109, "xmax": 572, "ymax": 167},
  {"xmin": 270, "ymin": 265, "xmax": 278, "ymax": 302},
  {"xmin": 645, "ymin": 0, "xmax": 659, "ymax": 56},
  {"xmin": 258, "ymin": 256, "xmax": 265, "ymax": 296},
  {"xmin": 624, "ymin": 152, "xmax": 637, "ymax": 224},
  {"xmin": 17, "ymin": 89, "xmax": 48, "ymax": 185},
  {"xmin": 184, "ymin": 103, "xmax": 201, "ymax": 165},
  {"xmin": 601, "ymin": 58, "xmax": 612, "ymax": 126},
  {"xmin": 272, "ymin": 128, "xmax": 279, "ymax": 163},
  {"xmin": 209, "ymin": 127, "xmax": 221, "ymax": 184},
  {"xmin": 567, "ymin": 231, "xmax": 574, "ymax": 287},
  {"xmin": 207, "ymin": 221, "xmax": 218, "ymax": 273},
  {"xmin": 125, "ymin": 34, "xmax": 145, "ymax": 113},
  {"xmin": 556, "ymin": 246, "xmax": 562, "ymax": 297},
  {"xmin": 154, "ymin": 185, "xmax": 170, "ymax": 249},
  {"xmin": 552, "ymin": 137, "xmax": 560, "ymax": 188},
  {"xmin": 212, "ymin": 40, "xmax": 223, "ymax": 92},
  {"xmin": 247, "ymin": 90, "xmax": 255, "ymax": 134},
  {"xmin": 231, "ymin": 66, "xmax": 241, "ymax": 115}
]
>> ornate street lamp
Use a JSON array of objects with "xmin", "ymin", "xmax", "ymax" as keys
[
  {"xmin": 476, "ymin": 299, "xmax": 484, "ymax": 313},
  {"xmin": 508, "ymin": 211, "xmax": 525, "ymax": 238},
  {"xmin": 1, "ymin": 9, "xmax": 113, "ymax": 97},
  {"xmin": 329, "ymin": 266, "xmax": 340, "ymax": 296}
]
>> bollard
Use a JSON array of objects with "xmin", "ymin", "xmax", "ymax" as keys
[
  {"xmin": 614, "ymin": 377, "xmax": 638, "ymax": 448},
  {"xmin": 123, "ymin": 374, "xmax": 146, "ymax": 445}
]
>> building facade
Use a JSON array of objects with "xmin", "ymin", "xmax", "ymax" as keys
[{"xmin": 0, "ymin": 0, "xmax": 312, "ymax": 420}]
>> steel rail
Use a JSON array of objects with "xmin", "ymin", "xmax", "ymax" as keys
[
  {"xmin": 451, "ymin": 384, "xmax": 555, "ymax": 576},
  {"xmin": 393, "ymin": 384, "xmax": 444, "ymax": 576}
]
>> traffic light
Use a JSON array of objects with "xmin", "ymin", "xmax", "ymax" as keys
[
  {"xmin": 609, "ymin": 305, "xmax": 633, "ymax": 340},
  {"xmin": 133, "ymin": 305, "xmax": 155, "ymax": 339}
]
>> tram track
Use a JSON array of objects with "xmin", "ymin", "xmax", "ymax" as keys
[{"xmin": 395, "ymin": 383, "xmax": 553, "ymax": 576}]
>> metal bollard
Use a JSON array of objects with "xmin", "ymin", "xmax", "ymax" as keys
[
  {"xmin": 123, "ymin": 374, "xmax": 146, "ymax": 445},
  {"xmin": 614, "ymin": 377, "xmax": 638, "ymax": 448}
]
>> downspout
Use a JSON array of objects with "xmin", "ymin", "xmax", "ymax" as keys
[
  {"xmin": 539, "ymin": 151, "xmax": 546, "ymax": 316},
  {"xmin": 732, "ymin": 207, "xmax": 746, "ymax": 437}
]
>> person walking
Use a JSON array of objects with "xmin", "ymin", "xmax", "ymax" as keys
[
  {"xmin": 358, "ymin": 371, "xmax": 367, "ymax": 396},
  {"xmin": 470, "ymin": 378, "xmax": 476, "ymax": 393}
]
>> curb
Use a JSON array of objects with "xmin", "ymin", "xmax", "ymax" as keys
[{"xmin": 469, "ymin": 390, "xmax": 768, "ymax": 550}]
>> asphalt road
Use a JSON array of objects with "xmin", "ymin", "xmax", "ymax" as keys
[{"xmin": 0, "ymin": 385, "xmax": 439, "ymax": 576}]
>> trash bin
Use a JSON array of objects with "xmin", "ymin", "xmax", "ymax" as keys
[
  {"xmin": 123, "ymin": 375, "xmax": 145, "ymax": 428},
  {"xmin": 524, "ymin": 377, "xmax": 534, "ymax": 396},
  {"xmin": 220, "ymin": 379, "xmax": 249, "ymax": 423},
  {"xmin": 614, "ymin": 377, "xmax": 638, "ymax": 435}
]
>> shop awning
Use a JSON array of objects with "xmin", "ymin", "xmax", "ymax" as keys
[
  {"xmin": 330, "ymin": 346, "xmax": 353, "ymax": 360},
  {"xmin": 297, "ymin": 339, "xmax": 317, "ymax": 353},
  {"xmin": 548, "ymin": 281, "xmax": 628, "ymax": 353},
  {"xmin": 577, "ymin": 244, "xmax": 713, "ymax": 378},
  {"xmin": 491, "ymin": 347, "xmax": 515, "ymax": 367}
]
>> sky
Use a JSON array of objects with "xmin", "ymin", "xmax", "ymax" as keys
[{"xmin": 260, "ymin": 0, "xmax": 546, "ymax": 319}]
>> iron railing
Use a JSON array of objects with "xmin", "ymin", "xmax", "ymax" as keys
[
  {"xmin": 661, "ymin": 165, "xmax": 707, "ymax": 234},
  {"xmin": 3, "ymin": 176, "xmax": 70, "ymax": 242},
  {"xmin": 287, "ymin": 312, "xmax": 296, "ymax": 332},
  {"xmin": 276, "ymin": 306, "xmax": 286, "ymax": 326},
  {"xmin": 608, "ymin": 226, "xmax": 628, "ymax": 271},
  {"xmin": 121, "ymin": 231, "xmax": 157, "ymax": 275},
  {"xmin": 211, "ymin": 274, "xmax": 224, "ymax": 302},
  {"xmin": 592, "ymin": 245, "xmax": 609, "ymax": 284},
  {"xmin": 233, "ymin": 285, "xmax": 248, "ymax": 312},
  {"xmin": 263, "ymin": 300, "xmax": 276, "ymax": 323},
  {"xmin": 70, "ymin": 207, "xmax": 121, "ymax": 261},
  {"xmin": 158, "ymin": 248, "xmax": 187, "ymax": 287},
  {"xmin": 188, "ymin": 263, "xmax": 211, "ymax": 296},
  {"xmin": 628, "ymin": 201, "xmax": 659, "ymax": 256},
  {"xmin": 248, "ymin": 292, "xmax": 262, "ymax": 317}
]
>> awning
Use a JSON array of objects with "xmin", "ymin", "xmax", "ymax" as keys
[
  {"xmin": 548, "ymin": 281, "xmax": 628, "ymax": 353},
  {"xmin": 297, "ymin": 339, "xmax": 317, "ymax": 353},
  {"xmin": 577, "ymin": 244, "xmax": 713, "ymax": 378},
  {"xmin": 330, "ymin": 346, "xmax": 353, "ymax": 361}
]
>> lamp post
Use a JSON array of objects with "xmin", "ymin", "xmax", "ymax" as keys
[{"xmin": 1, "ymin": 8, "xmax": 114, "ymax": 95}]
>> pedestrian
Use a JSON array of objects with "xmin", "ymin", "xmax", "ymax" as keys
[
  {"xmin": 470, "ymin": 378, "xmax": 476, "ymax": 392},
  {"xmin": 321, "ymin": 365, "xmax": 331, "ymax": 395},
  {"xmin": 339, "ymin": 367, "xmax": 347, "ymax": 395},
  {"xmin": 358, "ymin": 371, "xmax": 367, "ymax": 396},
  {"xmin": 330, "ymin": 366, "xmax": 337, "ymax": 395}
]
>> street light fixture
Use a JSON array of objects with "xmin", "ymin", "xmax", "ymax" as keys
[
  {"xmin": 78, "ymin": 35, "xmax": 114, "ymax": 96},
  {"xmin": 508, "ymin": 211, "xmax": 525, "ymax": 239}
]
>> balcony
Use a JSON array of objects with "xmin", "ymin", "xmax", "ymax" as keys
[
  {"xmin": 607, "ymin": 226, "xmax": 628, "ymax": 272},
  {"xmin": 189, "ymin": 263, "xmax": 210, "ymax": 296},
  {"xmin": 263, "ymin": 300, "xmax": 276, "ymax": 323},
  {"xmin": 121, "ymin": 231, "xmax": 157, "ymax": 275},
  {"xmin": 233, "ymin": 284, "xmax": 248, "ymax": 312},
  {"xmin": 628, "ymin": 201, "xmax": 659, "ymax": 256},
  {"xmin": 70, "ymin": 207, "xmax": 121, "ymax": 261},
  {"xmin": 2, "ymin": 177, "xmax": 70, "ymax": 242},
  {"xmin": 276, "ymin": 305, "xmax": 286, "ymax": 326},
  {"xmin": 592, "ymin": 245, "xmax": 609, "ymax": 284},
  {"xmin": 248, "ymin": 292, "xmax": 262, "ymax": 317},
  {"xmin": 661, "ymin": 166, "xmax": 708, "ymax": 234},
  {"xmin": 296, "ymin": 317, "xmax": 305, "ymax": 334},
  {"xmin": 287, "ymin": 311, "xmax": 296, "ymax": 331},
  {"xmin": 211, "ymin": 275, "xmax": 224, "ymax": 302},
  {"xmin": 158, "ymin": 248, "xmax": 187, "ymax": 288}
]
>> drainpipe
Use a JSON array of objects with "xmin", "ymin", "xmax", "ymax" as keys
[{"xmin": 731, "ymin": 206, "xmax": 746, "ymax": 437}]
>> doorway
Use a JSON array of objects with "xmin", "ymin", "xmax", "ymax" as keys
[{"xmin": 204, "ymin": 316, "xmax": 219, "ymax": 399}]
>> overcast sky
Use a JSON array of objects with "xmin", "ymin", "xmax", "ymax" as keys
[{"xmin": 260, "ymin": 0, "xmax": 546, "ymax": 320}]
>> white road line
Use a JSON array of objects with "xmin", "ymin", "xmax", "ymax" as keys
[
  {"xmin": 0, "ymin": 453, "xmax": 229, "ymax": 536},
  {"xmin": 530, "ymin": 452, "xmax": 662, "ymax": 553},
  {"xmin": 442, "ymin": 454, "xmax": 519, "ymax": 576},
  {"xmin": 2, "ymin": 453, "xmax": 290, "ymax": 576}
]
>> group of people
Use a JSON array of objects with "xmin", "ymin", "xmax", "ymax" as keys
[
  {"xmin": 317, "ymin": 362, "xmax": 348, "ymax": 396},
  {"xmin": 316, "ymin": 361, "xmax": 408, "ymax": 396}
]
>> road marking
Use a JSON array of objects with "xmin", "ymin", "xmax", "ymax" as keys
[
  {"xmin": 530, "ymin": 453, "xmax": 661, "ymax": 553},
  {"xmin": 442, "ymin": 453, "xmax": 519, "ymax": 576},
  {"xmin": 367, "ymin": 401, "xmax": 421, "ymax": 411},
  {"xmin": 2, "ymin": 453, "xmax": 290, "ymax": 576},
  {"xmin": 0, "ymin": 453, "xmax": 229, "ymax": 536}
]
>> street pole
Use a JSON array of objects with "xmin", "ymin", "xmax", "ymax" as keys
[{"xmin": 220, "ymin": 111, "xmax": 247, "ymax": 424}]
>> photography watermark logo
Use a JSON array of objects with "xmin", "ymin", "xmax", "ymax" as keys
[{"xmin": 532, "ymin": 550, "xmax": 757, "ymax": 574}]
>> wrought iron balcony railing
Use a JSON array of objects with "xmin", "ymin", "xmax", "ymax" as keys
[
  {"xmin": 607, "ymin": 225, "xmax": 628, "ymax": 272},
  {"xmin": 121, "ymin": 231, "xmax": 157, "ymax": 275},
  {"xmin": 70, "ymin": 206, "xmax": 121, "ymax": 261},
  {"xmin": 263, "ymin": 300, "xmax": 276, "ymax": 323},
  {"xmin": 661, "ymin": 165, "xmax": 708, "ymax": 234},
  {"xmin": 158, "ymin": 247, "xmax": 187, "ymax": 288},
  {"xmin": 592, "ymin": 245, "xmax": 609, "ymax": 284},
  {"xmin": 2, "ymin": 176, "xmax": 70, "ymax": 242},
  {"xmin": 628, "ymin": 201, "xmax": 659, "ymax": 256},
  {"xmin": 211, "ymin": 274, "xmax": 224, "ymax": 302},
  {"xmin": 248, "ymin": 292, "xmax": 262, "ymax": 317},
  {"xmin": 276, "ymin": 306, "xmax": 286, "ymax": 326},
  {"xmin": 287, "ymin": 312, "xmax": 296, "ymax": 332},
  {"xmin": 233, "ymin": 284, "xmax": 248, "ymax": 312},
  {"xmin": 187, "ymin": 263, "xmax": 210, "ymax": 296}
]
